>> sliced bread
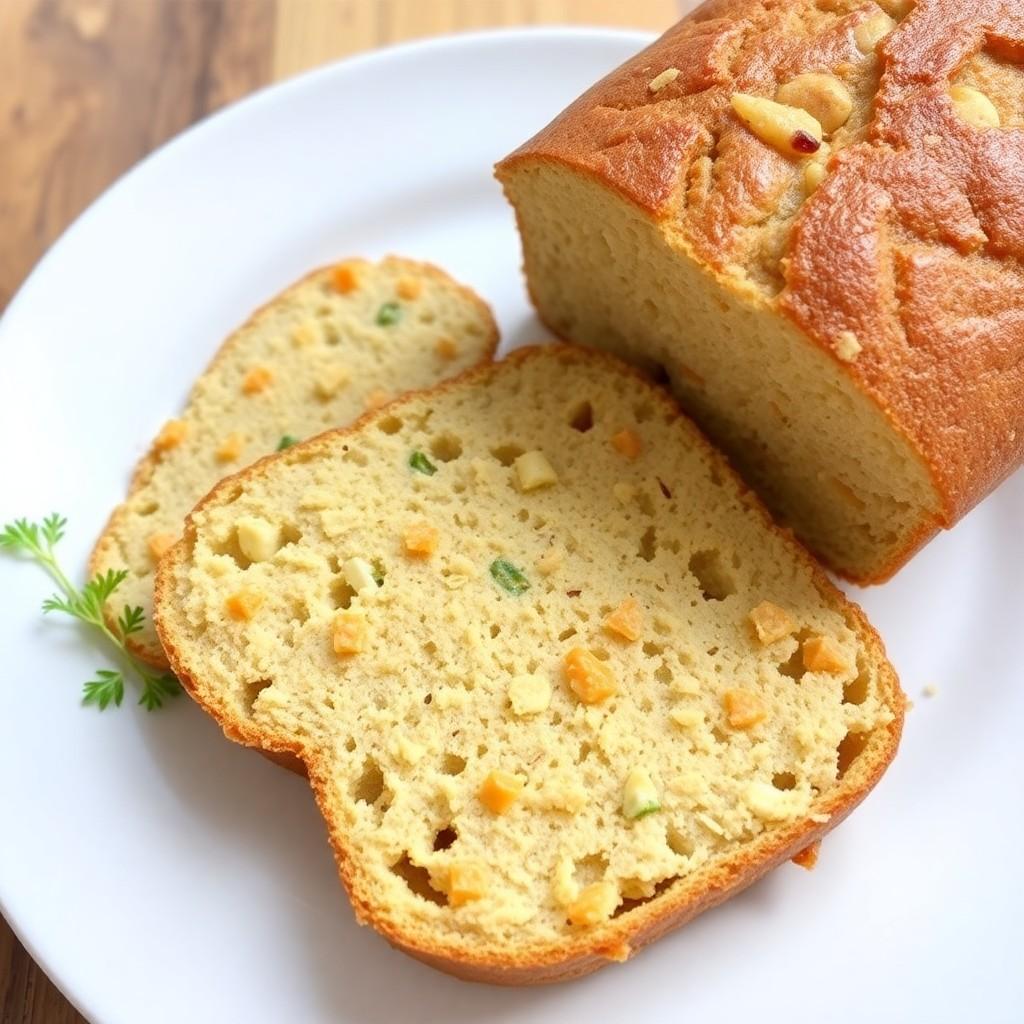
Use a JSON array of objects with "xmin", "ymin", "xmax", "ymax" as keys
[
  {"xmin": 92, "ymin": 256, "xmax": 497, "ymax": 666},
  {"xmin": 154, "ymin": 345, "xmax": 903, "ymax": 984}
]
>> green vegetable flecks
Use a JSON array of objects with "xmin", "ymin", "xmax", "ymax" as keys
[
  {"xmin": 276, "ymin": 435, "xmax": 299, "ymax": 451},
  {"xmin": 376, "ymin": 302, "xmax": 402, "ymax": 326},
  {"xmin": 0, "ymin": 514, "xmax": 182, "ymax": 712},
  {"xmin": 408, "ymin": 450, "xmax": 437, "ymax": 476},
  {"xmin": 631, "ymin": 800, "xmax": 661, "ymax": 820},
  {"xmin": 490, "ymin": 559, "xmax": 530, "ymax": 596}
]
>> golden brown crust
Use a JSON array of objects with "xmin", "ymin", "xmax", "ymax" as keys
[
  {"xmin": 90, "ymin": 256, "xmax": 499, "ymax": 666},
  {"xmin": 498, "ymin": 0, "xmax": 1024, "ymax": 568},
  {"xmin": 154, "ymin": 343, "xmax": 903, "ymax": 984}
]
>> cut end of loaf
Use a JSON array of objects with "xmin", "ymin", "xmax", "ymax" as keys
[
  {"xmin": 89, "ymin": 256, "xmax": 498, "ymax": 668},
  {"xmin": 497, "ymin": 159, "xmax": 943, "ymax": 583},
  {"xmin": 155, "ymin": 345, "xmax": 903, "ymax": 982}
]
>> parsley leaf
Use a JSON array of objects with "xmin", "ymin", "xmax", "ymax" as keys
[
  {"xmin": 138, "ymin": 672, "xmax": 181, "ymax": 712},
  {"xmin": 83, "ymin": 670, "xmax": 125, "ymax": 711},
  {"xmin": 2, "ymin": 513, "xmax": 181, "ymax": 712},
  {"xmin": 276, "ymin": 435, "xmax": 298, "ymax": 451}
]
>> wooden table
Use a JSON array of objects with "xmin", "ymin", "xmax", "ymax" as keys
[{"xmin": 0, "ymin": 0, "xmax": 679, "ymax": 1020}]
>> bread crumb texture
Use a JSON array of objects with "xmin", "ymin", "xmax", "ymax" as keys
[
  {"xmin": 91, "ymin": 257, "xmax": 496, "ymax": 665},
  {"xmin": 497, "ymin": 0, "xmax": 1024, "ymax": 584},
  {"xmin": 157, "ymin": 347, "xmax": 901, "ymax": 978}
]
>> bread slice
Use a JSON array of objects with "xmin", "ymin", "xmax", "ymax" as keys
[
  {"xmin": 496, "ymin": 1, "xmax": 1024, "ymax": 583},
  {"xmin": 154, "ymin": 345, "xmax": 903, "ymax": 984},
  {"xmin": 92, "ymin": 256, "xmax": 497, "ymax": 666}
]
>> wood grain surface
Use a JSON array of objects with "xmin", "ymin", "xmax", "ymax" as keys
[{"xmin": 0, "ymin": 1, "xmax": 678, "ymax": 1020}]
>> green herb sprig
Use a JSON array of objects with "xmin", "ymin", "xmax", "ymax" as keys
[{"xmin": 0, "ymin": 514, "xmax": 181, "ymax": 711}]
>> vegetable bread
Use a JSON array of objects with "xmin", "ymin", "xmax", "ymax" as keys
[
  {"xmin": 91, "ymin": 257, "xmax": 497, "ymax": 666},
  {"xmin": 496, "ymin": 0, "xmax": 1024, "ymax": 583},
  {"xmin": 154, "ymin": 345, "xmax": 904, "ymax": 984}
]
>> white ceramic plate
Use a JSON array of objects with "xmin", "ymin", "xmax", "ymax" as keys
[{"xmin": 1, "ymin": 27, "xmax": 1021, "ymax": 1024}]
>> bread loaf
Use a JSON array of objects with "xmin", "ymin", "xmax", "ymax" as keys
[
  {"xmin": 154, "ymin": 345, "xmax": 903, "ymax": 983},
  {"xmin": 91, "ymin": 257, "xmax": 497, "ymax": 666},
  {"xmin": 497, "ymin": 0, "xmax": 1024, "ymax": 583}
]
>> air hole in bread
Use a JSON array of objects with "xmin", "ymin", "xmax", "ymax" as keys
[
  {"xmin": 654, "ymin": 663, "xmax": 673, "ymax": 685},
  {"xmin": 591, "ymin": 647, "xmax": 610, "ymax": 662},
  {"xmin": 137, "ymin": 500, "xmax": 159, "ymax": 517},
  {"xmin": 612, "ymin": 875, "xmax": 678, "ymax": 918},
  {"xmin": 430, "ymin": 434, "xmax": 463, "ymax": 463},
  {"xmin": 667, "ymin": 826, "xmax": 695, "ymax": 858},
  {"xmin": 417, "ymin": 310, "xmax": 437, "ymax": 325},
  {"xmin": 330, "ymin": 577, "xmax": 357, "ymax": 610},
  {"xmin": 558, "ymin": 626, "xmax": 577, "ymax": 642},
  {"xmin": 837, "ymin": 731, "xmax": 869, "ymax": 779},
  {"xmin": 576, "ymin": 742, "xmax": 592, "ymax": 764},
  {"xmin": 779, "ymin": 630, "xmax": 814, "ymax": 681},
  {"xmin": 772, "ymin": 772, "xmax": 797, "ymax": 791},
  {"xmin": 711, "ymin": 725, "xmax": 729, "ymax": 744},
  {"xmin": 344, "ymin": 736, "xmax": 356, "ymax": 753},
  {"xmin": 378, "ymin": 414, "xmax": 403, "ymax": 435},
  {"xmin": 489, "ymin": 624, "xmax": 501, "ymax": 639},
  {"xmin": 638, "ymin": 525, "xmax": 657, "ymax": 562},
  {"xmin": 243, "ymin": 678, "xmax": 272, "ymax": 714},
  {"xmin": 424, "ymin": 640, "xmax": 439, "ymax": 657},
  {"xmin": 391, "ymin": 854, "xmax": 447, "ymax": 906},
  {"xmin": 642, "ymin": 641, "xmax": 663, "ymax": 658},
  {"xmin": 568, "ymin": 400, "xmax": 594, "ymax": 433},
  {"xmin": 281, "ymin": 523, "xmax": 302, "ymax": 547},
  {"xmin": 322, "ymin": 323, "xmax": 341, "ymax": 346},
  {"xmin": 688, "ymin": 549, "xmax": 736, "ymax": 601},
  {"xmin": 432, "ymin": 826, "xmax": 458, "ymax": 852},
  {"xmin": 636, "ymin": 491, "xmax": 656, "ymax": 517},
  {"xmin": 551, "ymin": 711, "xmax": 563, "ymax": 725},
  {"xmin": 516, "ymin": 508, "xmax": 529, "ymax": 523},
  {"xmin": 209, "ymin": 532, "xmax": 252, "ymax": 570},
  {"xmin": 491, "ymin": 443, "xmax": 524, "ymax": 467},
  {"xmin": 476, "ymin": 744, "xmax": 488, "ymax": 758},
  {"xmin": 441, "ymin": 753, "xmax": 466, "ymax": 776},
  {"xmin": 843, "ymin": 656, "xmax": 871, "ymax": 705},
  {"xmin": 353, "ymin": 757, "xmax": 385, "ymax": 804},
  {"xmin": 574, "ymin": 853, "xmax": 609, "ymax": 888}
]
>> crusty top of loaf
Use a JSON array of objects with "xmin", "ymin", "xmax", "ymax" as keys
[{"xmin": 499, "ymin": 0, "xmax": 1024, "ymax": 526}]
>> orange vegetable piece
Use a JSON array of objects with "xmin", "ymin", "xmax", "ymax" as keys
[
  {"xmin": 604, "ymin": 597, "xmax": 643, "ymax": 642},
  {"xmin": 564, "ymin": 648, "xmax": 617, "ymax": 704}
]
